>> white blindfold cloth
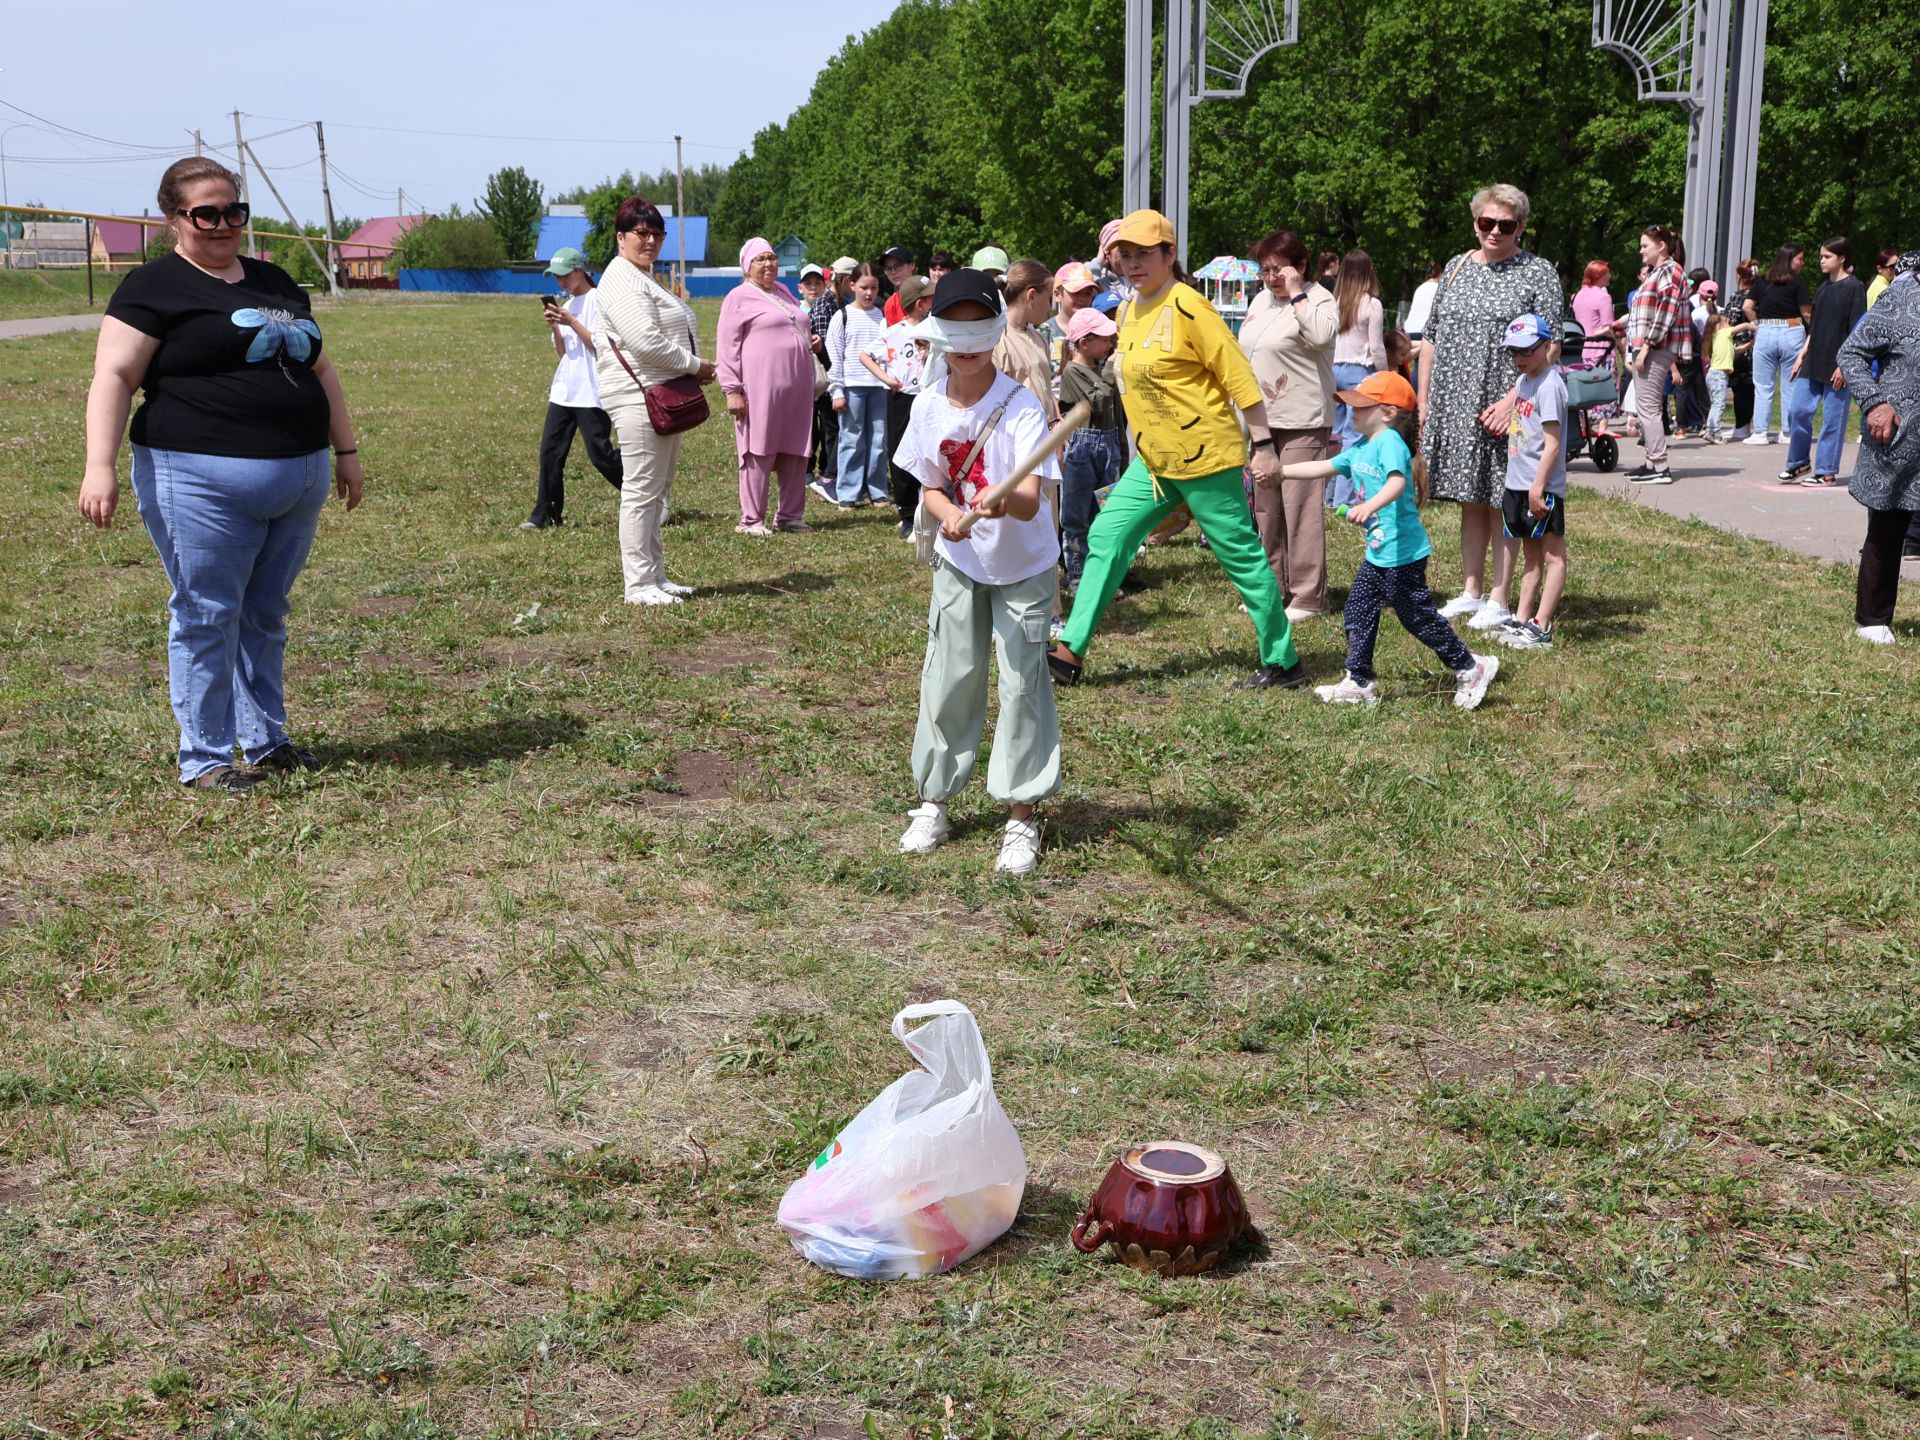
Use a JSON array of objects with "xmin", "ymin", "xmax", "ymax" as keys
[{"xmin": 911, "ymin": 309, "xmax": 1008, "ymax": 356}]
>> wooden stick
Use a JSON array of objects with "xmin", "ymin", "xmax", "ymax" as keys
[{"xmin": 953, "ymin": 401, "xmax": 1092, "ymax": 535}]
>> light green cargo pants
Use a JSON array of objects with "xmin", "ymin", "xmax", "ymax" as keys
[{"xmin": 911, "ymin": 559, "xmax": 1063, "ymax": 806}]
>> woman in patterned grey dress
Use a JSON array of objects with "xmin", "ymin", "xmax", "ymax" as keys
[
  {"xmin": 1415, "ymin": 184, "xmax": 1566, "ymax": 627},
  {"xmin": 1838, "ymin": 254, "xmax": 1920, "ymax": 644}
]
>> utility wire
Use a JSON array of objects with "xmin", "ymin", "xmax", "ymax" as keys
[
  {"xmin": 244, "ymin": 111, "xmax": 740, "ymax": 151},
  {"xmin": 0, "ymin": 98, "xmax": 179, "ymax": 153}
]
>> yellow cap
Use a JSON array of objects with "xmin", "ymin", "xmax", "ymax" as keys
[{"xmin": 1112, "ymin": 209, "xmax": 1176, "ymax": 249}]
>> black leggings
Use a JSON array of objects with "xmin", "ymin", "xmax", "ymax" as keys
[
  {"xmin": 1860, "ymin": 507, "xmax": 1916, "ymax": 626},
  {"xmin": 1344, "ymin": 557, "xmax": 1475, "ymax": 684}
]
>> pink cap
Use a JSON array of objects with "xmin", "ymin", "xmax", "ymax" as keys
[
  {"xmin": 1698, "ymin": 280, "xmax": 1720, "ymax": 297},
  {"xmin": 1098, "ymin": 219, "xmax": 1122, "ymax": 258},
  {"xmin": 1066, "ymin": 308, "xmax": 1117, "ymax": 345},
  {"xmin": 1055, "ymin": 261, "xmax": 1097, "ymax": 295}
]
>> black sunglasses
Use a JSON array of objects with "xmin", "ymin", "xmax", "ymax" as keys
[
  {"xmin": 177, "ymin": 202, "xmax": 250, "ymax": 231},
  {"xmin": 1475, "ymin": 215, "xmax": 1520, "ymax": 236}
]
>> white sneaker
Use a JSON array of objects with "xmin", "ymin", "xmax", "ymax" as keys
[
  {"xmin": 1742, "ymin": 432, "xmax": 1773, "ymax": 446},
  {"xmin": 1856, "ymin": 624, "xmax": 1897, "ymax": 646},
  {"xmin": 899, "ymin": 801, "xmax": 950, "ymax": 854},
  {"xmin": 1466, "ymin": 602, "xmax": 1514, "ymax": 631},
  {"xmin": 625, "ymin": 584, "xmax": 683, "ymax": 607},
  {"xmin": 1314, "ymin": 673, "xmax": 1380, "ymax": 705},
  {"xmin": 735, "ymin": 522, "xmax": 773, "ymax": 537},
  {"xmin": 1728, "ymin": 426, "xmax": 1751, "ymax": 442},
  {"xmin": 1438, "ymin": 592, "xmax": 1486, "ymax": 620},
  {"xmin": 659, "ymin": 579, "xmax": 694, "ymax": 597},
  {"xmin": 995, "ymin": 815, "xmax": 1041, "ymax": 875},
  {"xmin": 1283, "ymin": 605, "xmax": 1320, "ymax": 622},
  {"xmin": 1453, "ymin": 653, "xmax": 1500, "ymax": 710}
]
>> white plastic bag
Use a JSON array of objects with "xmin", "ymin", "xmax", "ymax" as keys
[{"xmin": 777, "ymin": 1000, "xmax": 1026, "ymax": 1280}]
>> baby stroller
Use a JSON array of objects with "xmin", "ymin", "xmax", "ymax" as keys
[{"xmin": 1556, "ymin": 318, "xmax": 1620, "ymax": 473}]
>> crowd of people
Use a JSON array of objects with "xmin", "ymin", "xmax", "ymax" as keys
[{"xmin": 76, "ymin": 159, "xmax": 1920, "ymax": 871}]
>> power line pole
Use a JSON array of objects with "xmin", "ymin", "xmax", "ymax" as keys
[
  {"xmin": 193, "ymin": 129, "xmax": 203, "ymax": 158},
  {"xmin": 673, "ymin": 134, "xmax": 686, "ymax": 296},
  {"xmin": 314, "ymin": 120, "xmax": 340, "ymax": 295},
  {"xmin": 230, "ymin": 110, "xmax": 256, "ymax": 256},
  {"xmin": 244, "ymin": 142, "xmax": 333, "ymax": 297}
]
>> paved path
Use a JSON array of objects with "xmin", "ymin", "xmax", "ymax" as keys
[
  {"xmin": 0, "ymin": 313, "xmax": 103, "ymax": 341},
  {"xmin": 1567, "ymin": 426, "xmax": 1900, "ymax": 568}
]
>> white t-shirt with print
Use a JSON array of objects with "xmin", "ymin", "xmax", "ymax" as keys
[
  {"xmin": 548, "ymin": 290, "xmax": 602, "ymax": 409},
  {"xmin": 869, "ymin": 319, "xmax": 926, "ymax": 393},
  {"xmin": 895, "ymin": 371, "xmax": 1060, "ymax": 587}
]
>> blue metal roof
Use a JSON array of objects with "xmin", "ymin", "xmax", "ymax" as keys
[
  {"xmin": 534, "ymin": 214, "xmax": 589, "ymax": 262},
  {"xmin": 534, "ymin": 213, "xmax": 708, "ymax": 264}
]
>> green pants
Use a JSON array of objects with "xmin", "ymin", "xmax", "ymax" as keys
[
  {"xmin": 1059, "ymin": 459, "xmax": 1298, "ymax": 670},
  {"xmin": 912, "ymin": 560, "xmax": 1063, "ymax": 806}
]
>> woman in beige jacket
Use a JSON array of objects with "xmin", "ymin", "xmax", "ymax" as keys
[
  {"xmin": 1238, "ymin": 228, "xmax": 1338, "ymax": 618},
  {"xmin": 592, "ymin": 196, "xmax": 716, "ymax": 606}
]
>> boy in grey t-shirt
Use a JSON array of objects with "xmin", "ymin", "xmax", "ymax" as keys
[{"xmin": 1497, "ymin": 314, "xmax": 1569, "ymax": 650}]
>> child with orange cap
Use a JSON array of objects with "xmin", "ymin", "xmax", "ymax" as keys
[{"xmin": 1269, "ymin": 371, "xmax": 1500, "ymax": 709}]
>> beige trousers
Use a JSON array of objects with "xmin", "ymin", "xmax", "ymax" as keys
[
  {"xmin": 1252, "ymin": 427, "xmax": 1332, "ymax": 614},
  {"xmin": 606, "ymin": 397, "xmax": 683, "ymax": 595}
]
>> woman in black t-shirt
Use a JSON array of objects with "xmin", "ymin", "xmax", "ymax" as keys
[
  {"xmin": 1742, "ymin": 244, "xmax": 1813, "ymax": 443},
  {"xmin": 80, "ymin": 157, "xmax": 364, "ymax": 793}
]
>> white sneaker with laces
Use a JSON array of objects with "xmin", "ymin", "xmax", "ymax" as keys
[
  {"xmin": 1314, "ymin": 673, "xmax": 1380, "ymax": 705},
  {"xmin": 995, "ymin": 815, "xmax": 1041, "ymax": 875},
  {"xmin": 626, "ymin": 585, "xmax": 683, "ymax": 606},
  {"xmin": 1453, "ymin": 653, "xmax": 1500, "ymax": 709},
  {"xmin": 1438, "ymin": 592, "xmax": 1485, "ymax": 620},
  {"xmin": 1742, "ymin": 432, "xmax": 1773, "ymax": 446},
  {"xmin": 1857, "ymin": 624, "xmax": 1897, "ymax": 646},
  {"xmin": 659, "ymin": 580, "xmax": 694, "ymax": 597},
  {"xmin": 1466, "ymin": 602, "xmax": 1514, "ymax": 631},
  {"xmin": 899, "ymin": 801, "xmax": 950, "ymax": 854}
]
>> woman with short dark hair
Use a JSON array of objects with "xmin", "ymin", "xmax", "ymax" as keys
[
  {"xmin": 80, "ymin": 157, "xmax": 363, "ymax": 793},
  {"xmin": 593, "ymin": 196, "xmax": 716, "ymax": 605},
  {"xmin": 1781, "ymin": 237, "xmax": 1867, "ymax": 487},
  {"xmin": 1238, "ymin": 227, "xmax": 1337, "ymax": 618}
]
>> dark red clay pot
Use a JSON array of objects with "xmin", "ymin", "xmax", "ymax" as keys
[{"xmin": 1070, "ymin": 1141, "xmax": 1262, "ymax": 1277}]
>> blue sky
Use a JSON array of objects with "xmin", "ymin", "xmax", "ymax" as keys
[{"xmin": 1, "ymin": 1, "xmax": 901, "ymax": 226}]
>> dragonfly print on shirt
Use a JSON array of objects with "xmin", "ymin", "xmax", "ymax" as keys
[{"xmin": 231, "ymin": 307, "xmax": 322, "ymax": 366}]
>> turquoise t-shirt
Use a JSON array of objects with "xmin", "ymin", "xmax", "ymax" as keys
[{"xmin": 1330, "ymin": 428, "xmax": 1430, "ymax": 568}]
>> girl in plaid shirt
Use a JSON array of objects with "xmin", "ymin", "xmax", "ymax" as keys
[{"xmin": 1625, "ymin": 225, "xmax": 1691, "ymax": 485}]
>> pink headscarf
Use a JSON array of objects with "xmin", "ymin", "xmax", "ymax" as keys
[
  {"xmin": 1098, "ymin": 219, "xmax": 1122, "ymax": 262},
  {"xmin": 739, "ymin": 236, "xmax": 775, "ymax": 270}
]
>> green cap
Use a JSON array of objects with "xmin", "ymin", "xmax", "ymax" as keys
[
  {"xmin": 544, "ymin": 247, "xmax": 589, "ymax": 277},
  {"xmin": 970, "ymin": 246, "xmax": 1010, "ymax": 273}
]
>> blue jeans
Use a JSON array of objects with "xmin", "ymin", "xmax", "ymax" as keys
[
  {"xmin": 1749, "ymin": 324, "xmax": 1802, "ymax": 438},
  {"xmin": 1329, "ymin": 362, "xmax": 1374, "ymax": 506},
  {"xmin": 1059, "ymin": 427, "xmax": 1125, "ymax": 589},
  {"xmin": 132, "ymin": 445, "xmax": 331, "ymax": 782},
  {"xmin": 835, "ymin": 387, "xmax": 890, "ymax": 504},
  {"xmin": 1786, "ymin": 375, "xmax": 1851, "ymax": 476}
]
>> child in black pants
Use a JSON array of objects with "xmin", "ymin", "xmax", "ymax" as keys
[{"xmin": 1268, "ymin": 372, "xmax": 1500, "ymax": 709}]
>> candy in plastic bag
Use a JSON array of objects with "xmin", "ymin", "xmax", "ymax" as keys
[{"xmin": 777, "ymin": 1001, "xmax": 1026, "ymax": 1279}]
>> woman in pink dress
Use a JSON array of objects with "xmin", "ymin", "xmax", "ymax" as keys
[
  {"xmin": 717, "ymin": 237, "xmax": 817, "ymax": 534},
  {"xmin": 1571, "ymin": 260, "xmax": 1623, "ymax": 436}
]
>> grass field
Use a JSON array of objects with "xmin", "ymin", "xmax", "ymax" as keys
[
  {"xmin": 3, "ymin": 294, "xmax": 1919, "ymax": 1440},
  {"xmin": 0, "ymin": 267, "xmax": 121, "ymax": 321}
]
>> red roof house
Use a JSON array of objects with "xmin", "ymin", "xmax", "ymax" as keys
[{"xmin": 339, "ymin": 214, "xmax": 430, "ymax": 283}]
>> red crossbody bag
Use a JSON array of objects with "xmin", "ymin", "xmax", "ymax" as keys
[{"xmin": 607, "ymin": 318, "xmax": 711, "ymax": 436}]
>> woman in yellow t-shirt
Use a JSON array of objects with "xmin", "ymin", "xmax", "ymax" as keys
[{"xmin": 1049, "ymin": 210, "xmax": 1304, "ymax": 691}]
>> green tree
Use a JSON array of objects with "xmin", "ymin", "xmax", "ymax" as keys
[
  {"xmin": 475, "ymin": 166, "xmax": 543, "ymax": 262},
  {"xmin": 1751, "ymin": 0, "xmax": 1919, "ymax": 261},
  {"xmin": 395, "ymin": 205, "xmax": 506, "ymax": 270}
]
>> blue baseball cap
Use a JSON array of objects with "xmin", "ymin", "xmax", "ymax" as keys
[
  {"xmin": 1092, "ymin": 289, "xmax": 1123, "ymax": 314},
  {"xmin": 1502, "ymin": 313, "xmax": 1553, "ymax": 349}
]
